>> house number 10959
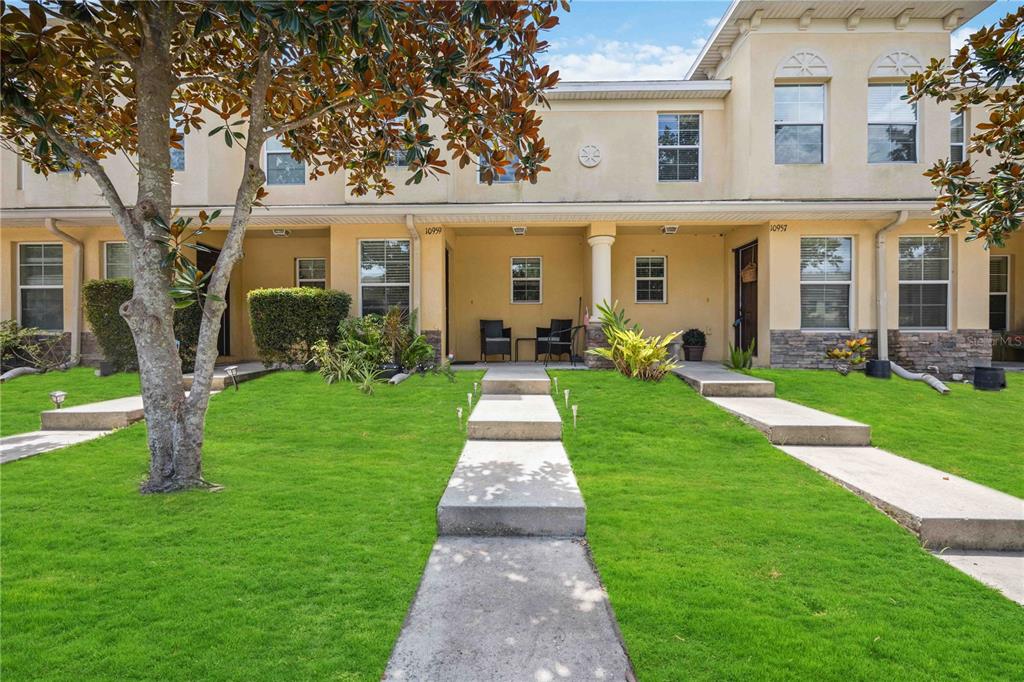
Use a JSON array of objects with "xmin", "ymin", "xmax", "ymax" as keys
[{"xmin": 769, "ymin": 223, "xmax": 788, "ymax": 232}]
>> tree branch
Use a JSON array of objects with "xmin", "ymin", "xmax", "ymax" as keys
[
  {"xmin": 263, "ymin": 100, "xmax": 352, "ymax": 140},
  {"xmin": 174, "ymin": 74, "xmax": 249, "ymax": 100},
  {"xmin": 39, "ymin": 4, "xmax": 135, "ymax": 64}
]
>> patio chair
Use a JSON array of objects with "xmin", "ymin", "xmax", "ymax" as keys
[
  {"xmin": 479, "ymin": 319, "xmax": 512, "ymax": 362},
  {"xmin": 536, "ymin": 319, "xmax": 578, "ymax": 365}
]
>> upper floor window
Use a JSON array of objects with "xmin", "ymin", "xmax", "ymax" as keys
[
  {"xmin": 950, "ymin": 111, "xmax": 966, "ymax": 164},
  {"xmin": 635, "ymin": 256, "xmax": 666, "ymax": 303},
  {"xmin": 170, "ymin": 119, "xmax": 185, "ymax": 172},
  {"xmin": 990, "ymin": 255, "xmax": 1010, "ymax": 332},
  {"xmin": 898, "ymin": 236, "xmax": 949, "ymax": 329},
  {"xmin": 359, "ymin": 240, "xmax": 410, "ymax": 316},
  {"xmin": 265, "ymin": 137, "xmax": 305, "ymax": 185},
  {"xmin": 296, "ymin": 258, "xmax": 327, "ymax": 289},
  {"xmin": 800, "ymin": 237, "xmax": 852, "ymax": 329},
  {"xmin": 511, "ymin": 257, "xmax": 542, "ymax": 304},
  {"xmin": 868, "ymin": 84, "xmax": 917, "ymax": 163},
  {"xmin": 388, "ymin": 149, "xmax": 409, "ymax": 168},
  {"xmin": 774, "ymin": 84, "xmax": 825, "ymax": 164},
  {"xmin": 104, "ymin": 242, "xmax": 131, "ymax": 279},
  {"xmin": 478, "ymin": 154, "xmax": 517, "ymax": 183},
  {"xmin": 657, "ymin": 113, "xmax": 700, "ymax": 182},
  {"xmin": 18, "ymin": 243, "xmax": 63, "ymax": 332}
]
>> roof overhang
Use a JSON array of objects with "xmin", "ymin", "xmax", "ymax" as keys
[
  {"xmin": 0, "ymin": 200, "xmax": 938, "ymax": 228},
  {"xmin": 688, "ymin": 0, "xmax": 995, "ymax": 80},
  {"xmin": 549, "ymin": 80, "xmax": 731, "ymax": 100}
]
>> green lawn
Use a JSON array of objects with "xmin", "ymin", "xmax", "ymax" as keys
[
  {"xmin": 552, "ymin": 371, "xmax": 1024, "ymax": 681},
  {"xmin": 750, "ymin": 369, "xmax": 1024, "ymax": 499},
  {"xmin": 1, "ymin": 371, "xmax": 480, "ymax": 681},
  {"xmin": 0, "ymin": 367, "xmax": 141, "ymax": 437}
]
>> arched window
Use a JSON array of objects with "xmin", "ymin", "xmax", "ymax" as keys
[
  {"xmin": 867, "ymin": 51, "xmax": 923, "ymax": 163},
  {"xmin": 869, "ymin": 51, "xmax": 923, "ymax": 78},
  {"xmin": 774, "ymin": 50, "xmax": 830, "ymax": 164},
  {"xmin": 775, "ymin": 49, "xmax": 831, "ymax": 79}
]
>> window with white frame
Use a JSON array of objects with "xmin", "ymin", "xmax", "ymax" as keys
[
  {"xmin": 478, "ymin": 154, "xmax": 517, "ymax": 183},
  {"xmin": 774, "ymin": 84, "xmax": 825, "ymax": 164},
  {"xmin": 359, "ymin": 240, "xmax": 410, "ymax": 315},
  {"xmin": 105, "ymin": 242, "xmax": 131, "ymax": 279},
  {"xmin": 388, "ymin": 149, "xmax": 409, "ymax": 167},
  {"xmin": 18, "ymin": 243, "xmax": 64, "ymax": 331},
  {"xmin": 800, "ymin": 237, "xmax": 853, "ymax": 329},
  {"xmin": 635, "ymin": 256, "xmax": 666, "ymax": 303},
  {"xmin": 265, "ymin": 137, "xmax": 305, "ymax": 185},
  {"xmin": 868, "ymin": 84, "xmax": 917, "ymax": 163},
  {"xmin": 950, "ymin": 111, "xmax": 966, "ymax": 164},
  {"xmin": 657, "ymin": 113, "xmax": 700, "ymax": 181},
  {"xmin": 899, "ymin": 236, "xmax": 950, "ymax": 329},
  {"xmin": 296, "ymin": 258, "xmax": 327, "ymax": 289},
  {"xmin": 990, "ymin": 255, "xmax": 1010, "ymax": 332},
  {"xmin": 511, "ymin": 257, "xmax": 542, "ymax": 303},
  {"xmin": 171, "ymin": 118, "xmax": 185, "ymax": 172}
]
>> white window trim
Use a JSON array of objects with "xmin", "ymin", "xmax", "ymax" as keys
[
  {"xmin": 990, "ymin": 254, "xmax": 1011, "ymax": 332},
  {"xmin": 799, "ymin": 235, "xmax": 855, "ymax": 331},
  {"xmin": 104, "ymin": 241, "xmax": 130, "ymax": 279},
  {"xmin": 867, "ymin": 83, "xmax": 919, "ymax": 165},
  {"xmin": 634, "ymin": 255, "xmax": 667, "ymax": 304},
  {"xmin": 477, "ymin": 153, "xmax": 519, "ymax": 185},
  {"xmin": 950, "ymin": 110, "xmax": 967, "ymax": 163},
  {"xmin": 656, "ymin": 112, "xmax": 702, "ymax": 183},
  {"xmin": 773, "ymin": 83, "xmax": 827, "ymax": 165},
  {"xmin": 296, "ymin": 257, "xmax": 327, "ymax": 288},
  {"xmin": 264, "ymin": 138, "xmax": 306, "ymax": 186},
  {"xmin": 357, "ymin": 239, "xmax": 411, "ymax": 316},
  {"xmin": 510, "ymin": 256, "xmax": 543, "ymax": 305},
  {"xmin": 17, "ymin": 242, "xmax": 64, "ymax": 332},
  {"xmin": 898, "ymin": 235, "xmax": 951, "ymax": 331}
]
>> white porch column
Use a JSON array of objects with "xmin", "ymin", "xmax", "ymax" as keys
[{"xmin": 588, "ymin": 235, "xmax": 615, "ymax": 311}]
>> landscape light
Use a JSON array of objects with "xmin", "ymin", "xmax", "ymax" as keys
[
  {"xmin": 225, "ymin": 365, "xmax": 239, "ymax": 391},
  {"xmin": 49, "ymin": 390, "xmax": 67, "ymax": 409}
]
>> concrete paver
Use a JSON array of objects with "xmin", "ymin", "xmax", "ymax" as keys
[
  {"xmin": 673, "ymin": 362, "xmax": 775, "ymax": 397},
  {"xmin": 932, "ymin": 550, "xmax": 1024, "ymax": 604},
  {"xmin": 0, "ymin": 430, "xmax": 108, "ymax": 463},
  {"xmin": 467, "ymin": 394, "xmax": 562, "ymax": 440},
  {"xmin": 708, "ymin": 396, "xmax": 871, "ymax": 446}
]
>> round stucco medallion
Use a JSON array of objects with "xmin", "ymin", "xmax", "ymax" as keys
[{"xmin": 578, "ymin": 144, "xmax": 602, "ymax": 168}]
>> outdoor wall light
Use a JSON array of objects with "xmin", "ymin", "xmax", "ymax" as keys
[
  {"xmin": 225, "ymin": 365, "xmax": 239, "ymax": 391},
  {"xmin": 272, "ymin": 229, "xmax": 291, "ymax": 237},
  {"xmin": 49, "ymin": 390, "xmax": 67, "ymax": 409},
  {"xmin": 512, "ymin": 225, "xmax": 527, "ymax": 236},
  {"xmin": 661, "ymin": 224, "xmax": 679, "ymax": 235}
]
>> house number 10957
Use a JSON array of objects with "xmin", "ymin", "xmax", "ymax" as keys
[{"xmin": 769, "ymin": 223, "xmax": 788, "ymax": 232}]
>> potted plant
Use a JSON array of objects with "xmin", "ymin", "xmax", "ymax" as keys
[{"xmin": 681, "ymin": 328, "xmax": 707, "ymax": 361}]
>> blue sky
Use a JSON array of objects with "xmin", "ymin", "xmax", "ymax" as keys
[{"xmin": 546, "ymin": 0, "xmax": 1024, "ymax": 81}]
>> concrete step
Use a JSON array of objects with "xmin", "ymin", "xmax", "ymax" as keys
[
  {"xmin": 438, "ymin": 440, "xmax": 585, "ymax": 536},
  {"xmin": 708, "ymin": 397, "xmax": 870, "ymax": 446},
  {"xmin": 467, "ymin": 395, "xmax": 562, "ymax": 441},
  {"xmin": 779, "ymin": 446, "xmax": 1024, "ymax": 551},
  {"xmin": 182, "ymin": 361, "xmax": 275, "ymax": 391},
  {"xmin": 1, "ymin": 430, "xmax": 108, "ymax": 464},
  {"xmin": 40, "ymin": 396, "xmax": 144, "ymax": 431},
  {"xmin": 932, "ymin": 550, "xmax": 1024, "ymax": 604},
  {"xmin": 481, "ymin": 364, "xmax": 551, "ymax": 395},
  {"xmin": 673, "ymin": 362, "xmax": 775, "ymax": 397},
  {"xmin": 384, "ymin": 537, "xmax": 632, "ymax": 681}
]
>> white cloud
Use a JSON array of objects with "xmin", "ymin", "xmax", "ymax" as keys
[
  {"xmin": 951, "ymin": 25, "xmax": 978, "ymax": 52},
  {"xmin": 704, "ymin": 16, "xmax": 722, "ymax": 28},
  {"xmin": 548, "ymin": 40, "xmax": 704, "ymax": 81}
]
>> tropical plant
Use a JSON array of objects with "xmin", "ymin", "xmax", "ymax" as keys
[
  {"xmin": 905, "ymin": 6, "xmax": 1023, "ymax": 247},
  {"xmin": 588, "ymin": 301, "xmax": 680, "ymax": 381},
  {"xmin": 0, "ymin": 0, "xmax": 562, "ymax": 492},
  {"xmin": 825, "ymin": 337, "xmax": 872, "ymax": 376},
  {"xmin": 682, "ymin": 328, "xmax": 707, "ymax": 347},
  {"xmin": 727, "ymin": 339, "xmax": 756, "ymax": 370}
]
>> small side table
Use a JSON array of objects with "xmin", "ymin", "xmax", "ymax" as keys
[{"xmin": 515, "ymin": 337, "xmax": 537, "ymax": 362}]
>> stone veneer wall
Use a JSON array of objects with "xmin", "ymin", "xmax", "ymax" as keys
[
  {"xmin": 770, "ymin": 330, "xmax": 878, "ymax": 370},
  {"xmin": 80, "ymin": 331, "xmax": 104, "ymax": 367},
  {"xmin": 583, "ymin": 324, "xmax": 613, "ymax": 369},
  {"xmin": 887, "ymin": 329, "xmax": 992, "ymax": 378},
  {"xmin": 422, "ymin": 329, "xmax": 442, "ymax": 364}
]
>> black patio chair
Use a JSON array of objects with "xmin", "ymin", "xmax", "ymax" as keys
[
  {"xmin": 479, "ymin": 319, "xmax": 512, "ymax": 362},
  {"xmin": 535, "ymin": 319, "xmax": 578, "ymax": 365}
]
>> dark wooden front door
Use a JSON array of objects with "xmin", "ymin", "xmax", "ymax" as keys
[
  {"xmin": 196, "ymin": 245, "xmax": 230, "ymax": 356},
  {"xmin": 734, "ymin": 240, "xmax": 758, "ymax": 355}
]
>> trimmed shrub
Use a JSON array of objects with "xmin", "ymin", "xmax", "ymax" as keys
[
  {"xmin": 82, "ymin": 278, "xmax": 203, "ymax": 372},
  {"xmin": 248, "ymin": 287, "xmax": 352, "ymax": 365}
]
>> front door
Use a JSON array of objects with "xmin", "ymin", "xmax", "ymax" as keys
[
  {"xmin": 734, "ymin": 240, "xmax": 758, "ymax": 354},
  {"xmin": 196, "ymin": 245, "xmax": 230, "ymax": 356}
]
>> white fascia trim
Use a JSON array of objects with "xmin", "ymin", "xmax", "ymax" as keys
[
  {"xmin": 686, "ymin": 0, "xmax": 742, "ymax": 80},
  {"xmin": 551, "ymin": 80, "xmax": 731, "ymax": 94}
]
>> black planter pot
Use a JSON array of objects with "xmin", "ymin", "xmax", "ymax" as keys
[
  {"xmin": 865, "ymin": 359, "xmax": 892, "ymax": 379},
  {"xmin": 973, "ymin": 366, "xmax": 1006, "ymax": 391},
  {"xmin": 683, "ymin": 345, "xmax": 705, "ymax": 362}
]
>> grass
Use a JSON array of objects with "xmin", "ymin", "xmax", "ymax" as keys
[
  {"xmin": 0, "ymin": 367, "xmax": 141, "ymax": 437},
  {"xmin": 552, "ymin": 370, "xmax": 1024, "ymax": 681},
  {"xmin": 1, "ymin": 370, "xmax": 481, "ymax": 681},
  {"xmin": 750, "ymin": 369, "xmax": 1024, "ymax": 499}
]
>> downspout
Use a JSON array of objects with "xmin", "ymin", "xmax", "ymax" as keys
[
  {"xmin": 404, "ymin": 214, "xmax": 421, "ymax": 331},
  {"xmin": 875, "ymin": 210, "xmax": 908, "ymax": 361},
  {"xmin": 44, "ymin": 218, "xmax": 83, "ymax": 364}
]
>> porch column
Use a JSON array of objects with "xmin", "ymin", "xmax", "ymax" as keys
[{"xmin": 586, "ymin": 231, "xmax": 615, "ymax": 368}]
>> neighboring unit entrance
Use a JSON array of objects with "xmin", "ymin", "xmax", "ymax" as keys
[
  {"xmin": 734, "ymin": 240, "xmax": 758, "ymax": 355},
  {"xmin": 197, "ymin": 244, "xmax": 230, "ymax": 357}
]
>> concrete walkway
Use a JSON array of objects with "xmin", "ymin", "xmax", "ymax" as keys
[
  {"xmin": 682, "ymin": 363, "xmax": 1024, "ymax": 604},
  {"xmin": 673, "ymin": 362, "xmax": 775, "ymax": 397},
  {"xmin": 385, "ymin": 365, "xmax": 632, "ymax": 680},
  {"xmin": 0, "ymin": 430, "xmax": 108, "ymax": 464}
]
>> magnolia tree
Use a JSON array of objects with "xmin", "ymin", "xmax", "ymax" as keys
[
  {"xmin": 907, "ymin": 6, "xmax": 1023, "ymax": 247},
  {"xmin": 0, "ymin": 1, "xmax": 562, "ymax": 493}
]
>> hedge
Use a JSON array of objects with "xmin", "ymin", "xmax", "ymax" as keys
[
  {"xmin": 82, "ymin": 279, "xmax": 203, "ymax": 372},
  {"xmin": 248, "ymin": 287, "xmax": 352, "ymax": 365}
]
